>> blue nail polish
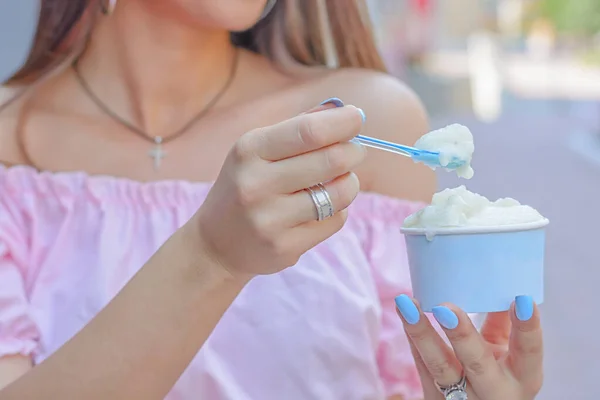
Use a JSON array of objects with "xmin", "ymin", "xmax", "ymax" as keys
[
  {"xmin": 432, "ymin": 306, "xmax": 459, "ymax": 329},
  {"xmin": 320, "ymin": 97, "xmax": 344, "ymax": 108},
  {"xmin": 515, "ymin": 295, "xmax": 534, "ymax": 321},
  {"xmin": 357, "ymin": 107, "xmax": 366, "ymax": 123},
  {"xmin": 395, "ymin": 294, "xmax": 420, "ymax": 325}
]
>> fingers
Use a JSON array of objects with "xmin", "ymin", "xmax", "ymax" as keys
[
  {"xmin": 277, "ymin": 172, "xmax": 360, "ymax": 226},
  {"xmin": 287, "ymin": 208, "xmax": 349, "ymax": 252},
  {"xmin": 394, "ymin": 295, "xmax": 463, "ymax": 387},
  {"xmin": 396, "ymin": 296, "xmax": 543, "ymax": 399},
  {"xmin": 252, "ymin": 104, "xmax": 365, "ymax": 161},
  {"xmin": 508, "ymin": 296, "xmax": 543, "ymax": 391},
  {"xmin": 480, "ymin": 311, "xmax": 511, "ymax": 346},
  {"xmin": 404, "ymin": 333, "xmax": 442, "ymax": 400},
  {"xmin": 242, "ymin": 173, "xmax": 358, "ymax": 235},
  {"xmin": 270, "ymin": 140, "xmax": 366, "ymax": 194},
  {"xmin": 431, "ymin": 304, "xmax": 504, "ymax": 394}
]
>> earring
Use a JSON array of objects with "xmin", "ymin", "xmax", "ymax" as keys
[
  {"xmin": 101, "ymin": 0, "xmax": 117, "ymax": 15},
  {"xmin": 259, "ymin": 0, "xmax": 277, "ymax": 20}
]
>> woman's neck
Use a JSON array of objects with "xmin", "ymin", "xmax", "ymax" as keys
[{"xmin": 74, "ymin": 1, "xmax": 237, "ymax": 136}]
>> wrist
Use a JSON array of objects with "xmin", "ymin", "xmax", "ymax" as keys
[{"xmin": 176, "ymin": 219, "xmax": 254, "ymax": 288}]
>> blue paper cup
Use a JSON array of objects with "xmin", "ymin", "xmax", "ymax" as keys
[{"xmin": 400, "ymin": 219, "xmax": 549, "ymax": 313}]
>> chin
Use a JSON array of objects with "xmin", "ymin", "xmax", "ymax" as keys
[{"xmin": 145, "ymin": 0, "xmax": 269, "ymax": 31}]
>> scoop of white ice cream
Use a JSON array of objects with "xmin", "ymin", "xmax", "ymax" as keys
[
  {"xmin": 403, "ymin": 186, "xmax": 545, "ymax": 229},
  {"xmin": 414, "ymin": 124, "xmax": 475, "ymax": 179}
]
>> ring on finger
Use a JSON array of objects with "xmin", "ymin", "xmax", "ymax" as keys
[
  {"xmin": 436, "ymin": 374, "xmax": 468, "ymax": 400},
  {"xmin": 305, "ymin": 183, "xmax": 334, "ymax": 221}
]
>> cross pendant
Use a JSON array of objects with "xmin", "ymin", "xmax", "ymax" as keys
[{"xmin": 148, "ymin": 137, "xmax": 167, "ymax": 170}]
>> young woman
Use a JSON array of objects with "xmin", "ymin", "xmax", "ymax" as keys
[{"xmin": 0, "ymin": 1, "xmax": 543, "ymax": 399}]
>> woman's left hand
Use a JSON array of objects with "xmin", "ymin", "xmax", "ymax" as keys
[{"xmin": 395, "ymin": 295, "xmax": 543, "ymax": 400}]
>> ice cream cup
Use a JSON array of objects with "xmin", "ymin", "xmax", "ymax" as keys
[{"xmin": 400, "ymin": 219, "xmax": 549, "ymax": 313}]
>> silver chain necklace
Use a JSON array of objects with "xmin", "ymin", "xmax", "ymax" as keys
[{"xmin": 72, "ymin": 48, "xmax": 240, "ymax": 170}]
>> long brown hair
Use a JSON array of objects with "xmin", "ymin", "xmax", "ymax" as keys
[{"xmin": 6, "ymin": 0, "xmax": 386, "ymax": 86}]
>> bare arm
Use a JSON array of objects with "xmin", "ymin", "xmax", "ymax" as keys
[
  {"xmin": 0, "ymin": 356, "xmax": 31, "ymax": 390},
  {"xmin": 0, "ymin": 224, "xmax": 248, "ymax": 400}
]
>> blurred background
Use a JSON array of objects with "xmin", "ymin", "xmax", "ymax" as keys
[
  {"xmin": 368, "ymin": 0, "xmax": 599, "ymax": 398},
  {"xmin": 0, "ymin": 1, "xmax": 596, "ymax": 398}
]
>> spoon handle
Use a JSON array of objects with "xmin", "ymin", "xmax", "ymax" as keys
[{"xmin": 353, "ymin": 135, "xmax": 419, "ymax": 158}]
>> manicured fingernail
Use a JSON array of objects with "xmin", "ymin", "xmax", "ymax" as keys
[
  {"xmin": 320, "ymin": 97, "xmax": 344, "ymax": 107},
  {"xmin": 395, "ymin": 294, "xmax": 420, "ymax": 325},
  {"xmin": 357, "ymin": 107, "xmax": 366, "ymax": 123},
  {"xmin": 432, "ymin": 306, "xmax": 459, "ymax": 329},
  {"xmin": 515, "ymin": 295, "xmax": 534, "ymax": 321}
]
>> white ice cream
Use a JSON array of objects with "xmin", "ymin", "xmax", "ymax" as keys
[
  {"xmin": 414, "ymin": 124, "xmax": 475, "ymax": 179},
  {"xmin": 403, "ymin": 186, "xmax": 546, "ymax": 230}
]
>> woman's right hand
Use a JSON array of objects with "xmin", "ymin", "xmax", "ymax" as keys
[{"xmin": 195, "ymin": 100, "xmax": 366, "ymax": 278}]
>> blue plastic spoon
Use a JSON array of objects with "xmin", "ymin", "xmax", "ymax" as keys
[{"xmin": 353, "ymin": 135, "xmax": 466, "ymax": 169}]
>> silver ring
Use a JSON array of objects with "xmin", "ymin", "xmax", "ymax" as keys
[
  {"xmin": 435, "ymin": 374, "xmax": 468, "ymax": 400},
  {"xmin": 306, "ymin": 183, "xmax": 334, "ymax": 221}
]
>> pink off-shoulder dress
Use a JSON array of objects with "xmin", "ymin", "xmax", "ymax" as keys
[{"xmin": 0, "ymin": 165, "xmax": 423, "ymax": 399}]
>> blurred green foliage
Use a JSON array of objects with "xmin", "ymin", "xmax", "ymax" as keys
[{"xmin": 536, "ymin": 0, "xmax": 600, "ymax": 36}]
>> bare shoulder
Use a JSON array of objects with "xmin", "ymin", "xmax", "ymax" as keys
[
  {"xmin": 0, "ymin": 87, "xmax": 27, "ymax": 166},
  {"xmin": 304, "ymin": 68, "xmax": 436, "ymax": 202}
]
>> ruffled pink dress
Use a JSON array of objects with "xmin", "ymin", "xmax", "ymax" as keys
[{"xmin": 0, "ymin": 165, "xmax": 423, "ymax": 399}]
